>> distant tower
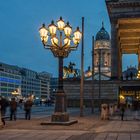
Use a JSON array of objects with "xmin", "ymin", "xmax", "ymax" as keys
[{"xmin": 94, "ymin": 22, "xmax": 111, "ymax": 78}]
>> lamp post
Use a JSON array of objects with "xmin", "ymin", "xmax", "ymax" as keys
[
  {"xmin": 91, "ymin": 36, "xmax": 95, "ymax": 113},
  {"xmin": 80, "ymin": 17, "xmax": 84, "ymax": 117},
  {"xmin": 39, "ymin": 17, "xmax": 82, "ymax": 122},
  {"xmin": 98, "ymin": 48, "xmax": 101, "ymax": 111}
]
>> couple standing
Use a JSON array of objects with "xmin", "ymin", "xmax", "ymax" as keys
[{"xmin": 10, "ymin": 98, "xmax": 33, "ymax": 121}]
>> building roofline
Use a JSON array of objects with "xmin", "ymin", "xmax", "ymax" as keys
[{"xmin": 105, "ymin": 0, "xmax": 140, "ymax": 21}]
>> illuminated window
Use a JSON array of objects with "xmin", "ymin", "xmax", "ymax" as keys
[{"xmin": 104, "ymin": 61, "xmax": 108, "ymax": 66}]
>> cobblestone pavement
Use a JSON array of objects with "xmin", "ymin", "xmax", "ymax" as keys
[{"xmin": 0, "ymin": 109, "xmax": 140, "ymax": 140}]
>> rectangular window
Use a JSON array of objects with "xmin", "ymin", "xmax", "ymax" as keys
[
  {"xmin": 1, "ymin": 88, "xmax": 7, "ymax": 91},
  {"xmin": 1, "ymin": 82, "xmax": 7, "ymax": 87},
  {"xmin": 8, "ymin": 83, "xmax": 14, "ymax": 87}
]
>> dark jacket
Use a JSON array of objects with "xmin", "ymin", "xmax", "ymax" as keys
[
  {"xmin": 0, "ymin": 98, "xmax": 9, "ymax": 113},
  {"xmin": 10, "ymin": 99, "xmax": 17, "ymax": 111},
  {"xmin": 24, "ymin": 100, "xmax": 32, "ymax": 110}
]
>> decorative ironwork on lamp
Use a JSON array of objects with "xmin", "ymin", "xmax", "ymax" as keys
[{"xmin": 39, "ymin": 17, "xmax": 82, "ymax": 58}]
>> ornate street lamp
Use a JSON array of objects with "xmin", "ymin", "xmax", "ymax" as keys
[{"xmin": 39, "ymin": 17, "xmax": 82, "ymax": 122}]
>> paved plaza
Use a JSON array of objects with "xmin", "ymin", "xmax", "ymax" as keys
[{"xmin": 0, "ymin": 108, "xmax": 140, "ymax": 140}]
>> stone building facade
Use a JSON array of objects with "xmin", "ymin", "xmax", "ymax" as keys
[
  {"xmin": 0, "ymin": 62, "xmax": 52, "ymax": 100},
  {"xmin": 94, "ymin": 22, "xmax": 111, "ymax": 79}
]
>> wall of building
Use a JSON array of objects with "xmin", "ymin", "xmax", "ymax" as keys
[
  {"xmin": 64, "ymin": 79, "xmax": 140, "ymax": 107},
  {"xmin": 21, "ymin": 68, "xmax": 41, "ymax": 99},
  {"xmin": 94, "ymin": 40, "xmax": 111, "ymax": 78},
  {"xmin": 0, "ymin": 71, "xmax": 21, "ymax": 98},
  {"xmin": 38, "ymin": 72, "xmax": 52, "ymax": 100},
  {"xmin": 0, "ymin": 62, "xmax": 51, "ymax": 100},
  {"xmin": 0, "ymin": 62, "xmax": 21, "ymax": 98}
]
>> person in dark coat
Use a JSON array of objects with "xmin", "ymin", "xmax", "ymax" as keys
[
  {"xmin": 10, "ymin": 98, "xmax": 17, "ymax": 121},
  {"xmin": 121, "ymin": 106, "xmax": 125, "ymax": 121},
  {"xmin": 24, "ymin": 99, "xmax": 33, "ymax": 120},
  {"xmin": 130, "ymin": 72, "xmax": 133, "ymax": 80},
  {"xmin": 0, "ymin": 104, "xmax": 5, "ymax": 126},
  {"xmin": 0, "ymin": 96, "xmax": 9, "ymax": 125}
]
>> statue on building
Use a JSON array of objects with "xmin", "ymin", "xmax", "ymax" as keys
[
  {"xmin": 63, "ymin": 62, "xmax": 80, "ymax": 79},
  {"xmin": 85, "ymin": 66, "xmax": 92, "ymax": 78}
]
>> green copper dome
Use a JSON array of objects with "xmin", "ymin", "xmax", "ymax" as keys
[{"xmin": 96, "ymin": 22, "xmax": 110, "ymax": 41}]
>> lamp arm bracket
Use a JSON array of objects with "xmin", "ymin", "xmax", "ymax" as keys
[
  {"xmin": 52, "ymin": 39, "xmax": 59, "ymax": 48},
  {"xmin": 43, "ymin": 44, "xmax": 52, "ymax": 49},
  {"xmin": 70, "ymin": 44, "xmax": 79, "ymax": 50},
  {"xmin": 62, "ymin": 41, "xmax": 69, "ymax": 48},
  {"xmin": 62, "ymin": 39, "xmax": 78, "ymax": 49}
]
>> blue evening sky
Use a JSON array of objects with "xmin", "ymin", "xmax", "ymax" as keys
[{"xmin": 0, "ymin": 0, "xmax": 137, "ymax": 77}]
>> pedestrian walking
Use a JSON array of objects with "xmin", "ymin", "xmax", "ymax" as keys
[
  {"xmin": 40, "ymin": 100, "xmax": 42, "ymax": 106},
  {"xmin": 109, "ymin": 105, "xmax": 114, "ymax": 116},
  {"xmin": 0, "ymin": 104, "xmax": 5, "ymax": 127},
  {"xmin": 0, "ymin": 96, "xmax": 9, "ymax": 126},
  {"xmin": 24, "ymin": 99, "xmax": 33, "ymax": 120},
  {"xmin": 121, "ymin": 106, "xmax": 125, "ymax": 121},
  {"xmin": 10, "ymin": 98, "xmax": 17, "ymax": 121}
]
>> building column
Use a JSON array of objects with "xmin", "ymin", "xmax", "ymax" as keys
[
  {"xmin": 102, "ymin": 52, "xmax": 105, "ymax": 66},
  {"xmin": 118, "ymin": 44, "xmax": 122, "ymax": 79},
  {"xmin": 108, "ymin": 53, "xmax": 111, "ymax": 66},
  {"xmin": 138, "ymin": 49, "xmax": 140, "ymax": 70},
  {"xmin": 120, "ymin": 53, "xmax": 122, "ymax": 79},
  {"xmin": 94, "ymin": 53, "xmax": 97, "ymax": 67},
  {"xmin": 105, "ymin": 52, "xmax": 108, "ymax": 66},
  {"xmin": 111, "ymin": 20, "xmax": 119, "ymax": 79}
]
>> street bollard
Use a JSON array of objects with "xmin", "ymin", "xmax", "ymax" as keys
[{"xmin": 101, "ymin": 104, "xmax": 109, "ymax": 120}]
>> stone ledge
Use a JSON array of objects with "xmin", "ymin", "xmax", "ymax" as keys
[{"xmin": 40, "ymin": 120, "xmax": 78, "ymax": 126}]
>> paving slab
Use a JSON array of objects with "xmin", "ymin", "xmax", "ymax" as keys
[
  {"xmin": 131, "ymin": 133, "xmax": 140, "ymax": 140},
  {"xmin": 107, "ymin": 133, "xmax": 118, "ymax": 140},
  {"xmin": 94, "ymin": 133, "xmax": 108, "ymax": 140},
  {"xmin": 117, "ymin": 133, "xmax": 130, "ymax": 140},
  {"xmin": 0, "ymin": 110, "xmax": 140, "ymax": 140}
]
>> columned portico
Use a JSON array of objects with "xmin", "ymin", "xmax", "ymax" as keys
[{"xmin": 106, "ymin": 0, "xmax": 140, "ymax": 79}]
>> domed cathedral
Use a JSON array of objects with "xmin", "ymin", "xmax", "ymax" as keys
[{"xmin": 94, "ymin": 22, "xmax": 111, "ymax": 80}]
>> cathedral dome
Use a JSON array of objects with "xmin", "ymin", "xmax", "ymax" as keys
[{"xmin": 96, "ymin": 22, "xmax": 110, "ymax": 41}]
